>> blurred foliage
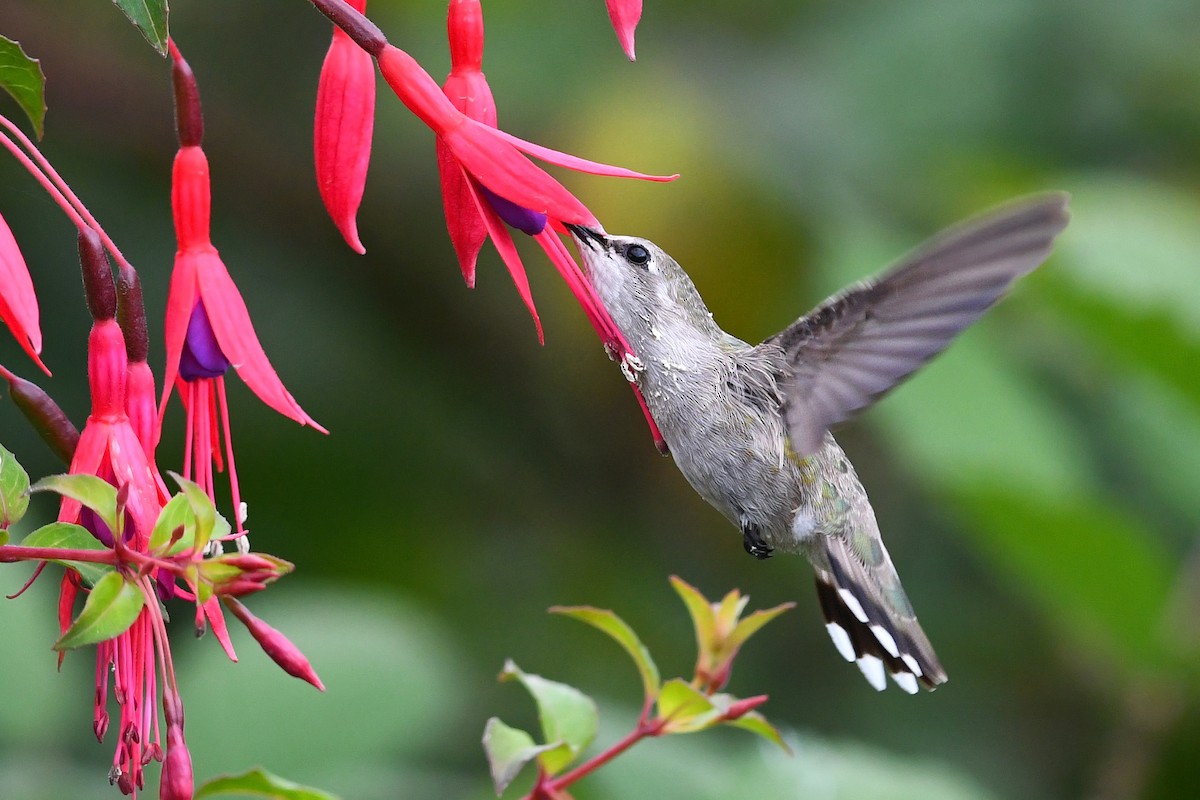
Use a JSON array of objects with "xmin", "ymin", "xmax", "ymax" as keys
[{"xmin": 1, "ymin": 0, "xmax": 1198, "ymax": 798}]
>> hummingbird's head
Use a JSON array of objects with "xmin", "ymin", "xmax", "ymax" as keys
[{"xmin": 566, "ymin": 225, "xmax": 713, "ymax": 341}]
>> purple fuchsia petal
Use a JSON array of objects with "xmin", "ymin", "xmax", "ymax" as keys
[
  {"xmin": 478, "ymin": 184, "xmax": 548, "ymax": 235},
  {"xmin": 179, "ymin": 300, "xmax": 230, "ymax": 380}
]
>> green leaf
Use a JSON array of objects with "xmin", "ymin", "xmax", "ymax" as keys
[
  {"xmin": 0, "ymin": 443, "xmax": 30, "ymax": 528},
  {"xmin": 148, "ymin": 493, "xmax": 196, "ymax": 554},
  {"xmin": 482, "ymin": 717, "xmax": 560, "ymax": 795},
  {"xmin": 20, "ymin": 522, "xmax": 112, "ymax": 586},
  {"xmin": 195, "ymin": 766, "xmax": 339, "ymax": 799},
  {"xmin": 169, "ymin": 472, "xmax": 221, "ymax": 553},
  {"xmin": 655, "ymin": 678, "xmax": 719, "ymax": 734},
  {"xmin": 30, "ymin": 474, "xmax": 119, "ymax": 535},
  {"xmin": 725, "ymin": 601, "xmax": 796, "ymax": 655},
  {"xmin": 725, "ymin": 710, "xmax": 791, "ymax": 753},
  {"xmin": 670, "ymin": 576, "xmax": 717, "ymax": 655},
  {"xmin": 0, "ymin": 37, "xmax": 46, "ymax": 138},
  {"xmin": 499, "ymin": 660, "xmax": 598, "ymax": 775},
  {"xmin": 550, "ymin": 605, "xmax": 660, "ymax": 701},
  {"xmin": 110, "ymin": 0, "xmax": 170, "ymax": 56},
  {"xmin": 53, "ymin": 570, "xmax": 144, "ymax": 650}
]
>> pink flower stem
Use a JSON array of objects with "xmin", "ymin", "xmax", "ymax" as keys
[
  {"xmin": 0, "ymin": 546, "xmax": 119, "ymax": 564},
  {"xmin": 540, "ymin": 716, "xmax": 667, "ymax": 795},
  {"xmin": 0, "ymin": 115, "xmax": 136, "ymax": 275}
]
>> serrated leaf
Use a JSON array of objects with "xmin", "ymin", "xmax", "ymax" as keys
[
  {"xmin": 670, "ymin": 576, "xmax": 717, "ymax": 655},
  {"xmin": 195, "ymin": 766, "xmax": 339, "ymax": 799},
  {"xmin": 148, "ymin": 492, "xmax": 196, "ymax": 554},
  {"xmin": 726, "ymin": 710, "xmax": 791, "ymax": 753},
  {"xmin": 1, "ymin": 443, "xmax": 30, "ymax": 528},
  {"xmin": 551, "ymin": 605, "xmax": 660, "ymax": 701},
  {"xmin": 53, "ymin": 570, "xmax": 144, "ymax": 650},
  {"xmin": 0, "ymin": 36, "xmax": 46, "ymax": 138},
  {"xmin": 111, "ymin": 0, "xmax": 170, "ymax": 56},
  {"xmin": 31, "ymin": 474, "xmax": 118, "ymax": 534},
  {"xmin": 499, "ymin": 660, "xmax": 597, "ymax": 775},
  {"xmin": 656, "ymin": 678, "xmax": 719, "ymax": 734},
  {"xmin": 20, "ymin": 522, "xmax": 112, "ymax": 586},
  {"xmin": 482, "ymin": 717, "xmax": 560, "ymax": 795}
]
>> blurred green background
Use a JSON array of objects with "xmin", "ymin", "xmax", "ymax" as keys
[{"xmin": 2, "ymin": 0, "xmax": 1199, "ymax": 798}]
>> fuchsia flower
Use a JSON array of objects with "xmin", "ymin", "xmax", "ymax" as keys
[
  {"xmin": 605, "ymin": 0, "xmax": 644, "ymax": 61},
  {"xmin": 162, "ymin": 41, "xmax": 325, "ymax": 539},
  {"xmin": 314, "ymin": 0, "xmax": 375, "ymax": 253},
  {"xmin": 308, "ymin": 0, "xmax": 674, "ymax": 449},
  {"xmin": 0, "ymin": 209, "xmax": 47, "ymax": 373}
]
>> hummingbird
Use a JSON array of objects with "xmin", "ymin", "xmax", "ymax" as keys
[{"xmin": 567, "ymin": 194, "xmax": 1070, "ymax": 693}]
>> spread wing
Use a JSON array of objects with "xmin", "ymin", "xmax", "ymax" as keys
[{"xmin": 768, "ymin": 193, "xmax": 1070, "ymax": 456}]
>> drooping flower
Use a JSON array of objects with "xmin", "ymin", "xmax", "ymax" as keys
[
  {"xmin": 315, "ymin": 0, "xmax": 375, "ymax": 253},
  {"xmin": 436, "ymin": 0, "xmax": 668, "ymax": 447},
  {"xmin": 162, "ymin": 41, "xmax": 325, "ymax": 544},
  {"xmin": 0, "ymin": 208, "xmax": 47, "ymax": 373},
  {"xmin": 605, "ymin": 0, "xmax": 643, "ymax": 60}
]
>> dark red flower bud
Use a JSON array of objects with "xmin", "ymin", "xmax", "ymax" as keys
[
  {"xmin": 0, "ymin": 363, "xmax": 79, "ymax": 464},
  {"xmin": 79, "ymin": 227, "xmax": 116, "ymax": 322}
]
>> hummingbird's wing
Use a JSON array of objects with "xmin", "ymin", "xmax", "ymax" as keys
[{"xmin": 767, "ymin": 193, "xmax": 1070, "ymax": 456}]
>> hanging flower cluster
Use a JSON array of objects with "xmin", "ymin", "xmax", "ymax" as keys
[
  {"xmin": 0, "ymin": 1, "xmax": 673, "ymax": 797},
  {"xmin": 0, "ymin": 35, "xmax": 324, "ymax": 800}
]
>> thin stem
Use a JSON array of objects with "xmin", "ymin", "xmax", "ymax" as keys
[
  {"xmin": 0, "ymin": 115, "xmax": 136, "ymax": 274},
  {"xmin": 0, "ymin": 127, "xmax": 88, "ymax": 231},
  {"xmin": 545, "ymin": 717, "xmax": 665, "ymax": 793}
]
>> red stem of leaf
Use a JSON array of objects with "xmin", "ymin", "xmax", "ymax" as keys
[{"xmin": 542, "ymin": 716, "xmax": 666, "ymax": 794}]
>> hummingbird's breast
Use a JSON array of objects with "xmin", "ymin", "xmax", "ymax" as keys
[{"xmin": 635, "ymin": 335, "xmax": 813, "ymax": 550}]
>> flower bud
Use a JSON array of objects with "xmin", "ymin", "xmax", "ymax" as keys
[
  {"xmin": 79, "ymin": 227, "xmax": 116, "ymax": 322},
  {"xmin": 223, "ymin": 598, "xmax": 325, "ymax": 691},
  {"xmin": 0, "ymin": 363, "xmax": 78, "ymax": 464}
]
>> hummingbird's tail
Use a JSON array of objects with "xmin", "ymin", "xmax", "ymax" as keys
[{"xmin": 812, "ymin": 538, "xmax": 948, "ymax": 693}]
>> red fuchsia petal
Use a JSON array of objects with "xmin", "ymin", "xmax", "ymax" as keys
[
  {"xmin": 488, "ymin": 125, "xmax": 678, "ymax": 184},
  {"xmin": 437, "ymin": 137, "xmax": 486, "ymax": 287},
  {"xmin": 443, "ymin": 119, "xmax": 597, "ymax": 225},
  {"xmin": 605, "ymin": 0, "xmax": 643, "ymax": 61},
  {"xmin": 125, "ymin": 360, "xmax": 160, "ymax": 458},
  {"xmin": 315, "ymin": 15, "xmax": 376, "ymax": 254},
  {"xmin": 58, "ymin": 572, "xmax": 78, "ymax": 670},
  {"xmin": 201, "ymin": 596, "xmax": 237, "ymax": 662},
  {"xmin": 224, "ymin": 598, "xmax": 325, "ymax": 691},
  {"xmin": 57, "ymin": 423, "xmax": 106, "ymax": 525},
  {"xmin": 464, "ymin": 171, "xmax": 543, "ymax": 342},
  {"xmin": 106, "ymin": 424, "xmax": 163, "ymax": 550},
  {"xmin": 87, "ymin": 320, "xmax": 128, "ymax": 421},
  {"xmin": 377, "ymin": 45, "xmax": 464, "ymax": 132},
  {"xmin": 193, "ymin": 253, "xmax": 326, "ymax": 433},
  {"xmin": 0, "ymin": 211, "xmax": 47, "ymax": 374},
  {"xmin": 159, "ymin": 252, "xmax": 200, "ymax": 418}
]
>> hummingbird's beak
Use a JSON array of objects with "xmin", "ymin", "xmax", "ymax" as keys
[{"xmin": 565, "ymin": 223, "xmax": 607, "ymax": 250}]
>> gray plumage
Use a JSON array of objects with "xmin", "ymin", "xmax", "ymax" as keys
[{"xmin": 568, "ymin": 193, "xmax": 1070, "ymax": 693}]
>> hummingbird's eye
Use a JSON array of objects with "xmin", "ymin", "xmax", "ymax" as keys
[{"xmin": 624, "ymin": 244, "xmax": 651, "ymax": 267}]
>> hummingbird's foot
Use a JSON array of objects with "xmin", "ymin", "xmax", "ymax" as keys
[{"xmin": 741, "ymin": 524, "xmax": 774, "ymax": 560}]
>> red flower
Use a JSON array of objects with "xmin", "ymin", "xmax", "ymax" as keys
[
  {"xmin": 163, "ymin": 43, "xmax": 325, "ymax": 554},
  {"xmin": 605, "ymin": 0, "xmax": 644, "ymax": 60},
  {"xmin": 315, "ymin": 0, "xmax": 375, "ymax": 253},
  {"xmin": 0, "ymin": 210, "xmax": 48, "ymax": 374}
]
